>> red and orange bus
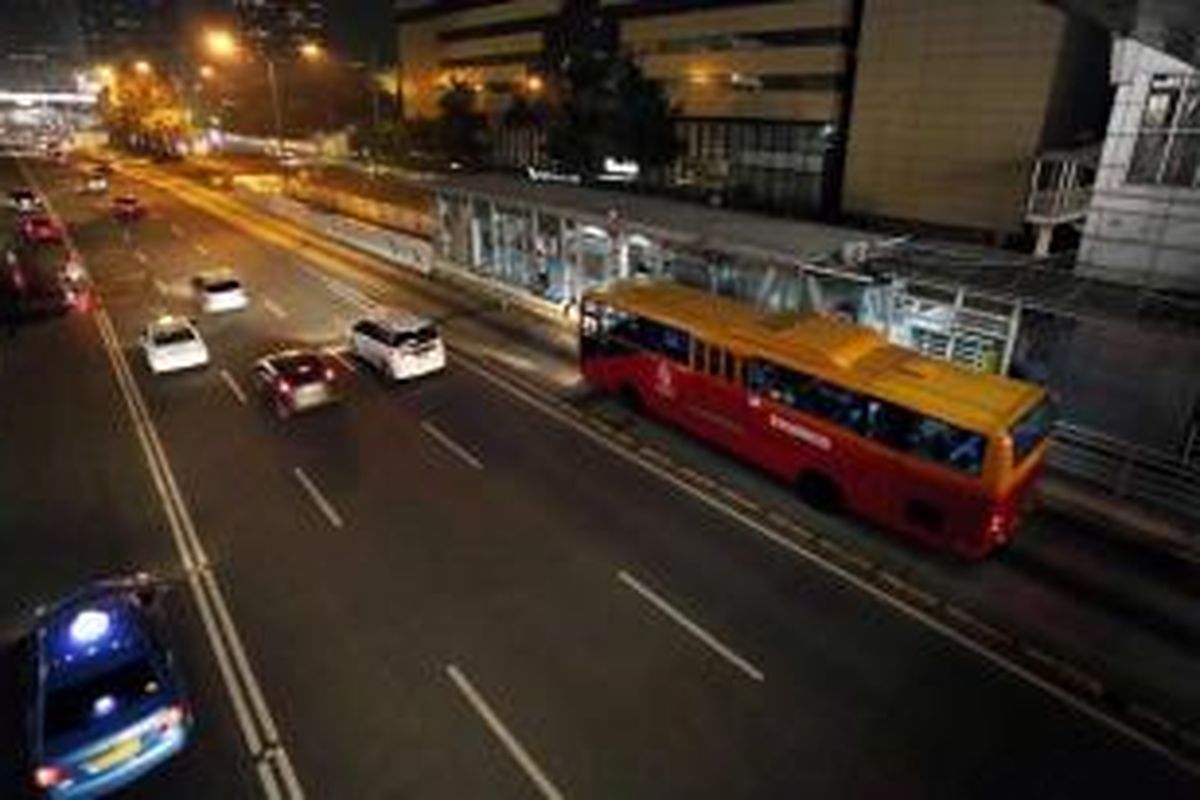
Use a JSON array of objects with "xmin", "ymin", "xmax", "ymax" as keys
[{"xmin": 580, "ymin": 281, "xmax": 1053, "ymax": 558}]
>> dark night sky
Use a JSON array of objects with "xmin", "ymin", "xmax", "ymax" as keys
[{"xmin": 326, "ymin": 0, "xmax": 397, "ymax": 63}]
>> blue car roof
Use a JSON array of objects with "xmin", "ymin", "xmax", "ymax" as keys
[
  {"xmin": 42, "ymin": 593, "xmax": 154, "ymax": 687},
  {"xmin": 34, "ymin": 586, "xmax": 182, "ymax": 755}
]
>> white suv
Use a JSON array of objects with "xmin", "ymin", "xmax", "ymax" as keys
[
  {"xmin": 350, "ymin": 312, "xmax": 445, "ymax": 381},
  {"xmin": 192, "ymin": 269, "xmax": 249, "ymax": 314}
]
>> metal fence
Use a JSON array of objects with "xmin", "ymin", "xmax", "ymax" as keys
[{"xmin": 1048, "ymin": 422, "xmax": 1200, "ymax": 524}]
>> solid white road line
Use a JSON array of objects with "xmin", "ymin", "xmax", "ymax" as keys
[
  {"xmin": 257, "ymin": 762, "xmax": 284, "ymax": 800},
  {"xmin": 220, "ymin": 368, "xmax": 248, "ymax": 405},
  {"xmin": 195, "ymin": 242, "xmax": 210, "ymax": 257},
  {"xmin": 618, "ymin": 570, "xmax": 765, "ymax": 683},
  {"xmin": 263, "ymin": 298, "xmax": 288, "ymax": 319},
  {"xmin": 134, "ymin": 249, "xmax": 148, "ymax": 264},
  {"xmin": 293, "ymin": 467, "xmax": 345, "ymax": 529},
  {"xmin": 153, "ymin": 278, "xmax": 168, "ymax": 296},
  {"xmin": 446, "ymin": 665, "xmax": 565, "ymax": 800},
  {"xmin": 452, "ymin": 354, "xmax": 1199, "ymax": 776},
  {"xmin": 12, "ymin": 169, "xmax": 296, "ymax": 796},
  {"xmin": 421, "ymin": 421, "xmax": 483, "ymax": 470},
  {"xmin": 91, "ymin": 309, "xmax": 301, "ymax": 799}
]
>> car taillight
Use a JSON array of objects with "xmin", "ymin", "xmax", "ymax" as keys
[
  {"xmin": 34, "ymin": 765, "xmax": 65, "ymax": 788},
  {"xmin": 159, "ymin": 704, "xmax": 185, "ymax": 732},
  {"xmin": 324, "ymin": 367, "xmax": 335, "ymax": 382},
  {"xmin": 72, "ymin": 289, "xmax": 93, "ymax": 313},
  {"xmin": 987, "ymin": 510, "xmax": 1007, "ymax": 537},
  {"xmin": 277, "ymin": 379, "xmax": 292, "ymax": 394}
]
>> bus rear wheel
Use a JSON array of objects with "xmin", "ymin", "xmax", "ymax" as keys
[
  {"xmin": 618, "ymin": 384, "xmax": 644, "ymax": 414},
  {"xmin": 796, "ymin": 471, "xmax": 842, "ymax": 514}
]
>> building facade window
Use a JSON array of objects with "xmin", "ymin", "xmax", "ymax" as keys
[
  {"xmin": 673, "ymin": 119, "xmax": 827, "ymax": 215},
  {"xmin": 1128, "ymin": 74, "xmax": 1200, "ymax": 187}
]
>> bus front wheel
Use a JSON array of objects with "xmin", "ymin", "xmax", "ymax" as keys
[{"xmin": 796, "ymin": 471, "xmax": 842, "ymax": 514}]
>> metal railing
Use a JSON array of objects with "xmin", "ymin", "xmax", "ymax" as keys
[
  {"xmin": 1025, "ymin": 186, "xmax": 1092, "ymax": 224},
  {"xmin": 1047, "ymin": 422, "xmax": 1200, "ymax": 525}
]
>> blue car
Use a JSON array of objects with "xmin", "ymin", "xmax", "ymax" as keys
[{"xmin": 27, "ymin": 576, "xmax": 191, "ymax": 798}]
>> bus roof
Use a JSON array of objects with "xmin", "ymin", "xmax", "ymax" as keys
[{"xmin": 586, "ymin": 281, "xmax": 1045, "ymax": 434}]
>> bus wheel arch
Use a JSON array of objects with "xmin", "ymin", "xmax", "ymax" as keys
[
  {"xmin": 795, "ymin": 470, "xmax": 843, "ymax": 514},
  {"xmin": 618, "ymin": 383, "xmax": 644, "ymax": 414}
]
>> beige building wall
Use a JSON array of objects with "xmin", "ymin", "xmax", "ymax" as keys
[
  {"xmin": 398, "ymin": 1, "xmax": 556, "ymax": 120},
  {"xmin": 844, "ymin": 0, "xmax": 1068, "ymax": 237},
  {"xmin": 397, "ymin": 0, "xmax": 856, "ymax": 215},
  {"xmin": 620, "ymin": 0, "xmax": 852, "ymax": 126}
]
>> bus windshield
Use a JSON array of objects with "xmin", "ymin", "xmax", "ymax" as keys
[{"xmin": 1011, "ymin": 398, "xmax": 1055, "ymax": 464}]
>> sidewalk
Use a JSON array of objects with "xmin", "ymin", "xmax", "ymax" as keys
[{"xmin": 140, "ymin": 155, "xmax": 1200, "ymax": 565}]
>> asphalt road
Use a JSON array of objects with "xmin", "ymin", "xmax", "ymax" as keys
[
  {"xmin": 136, "ymin": 154, "xmax": 1200, "ymax": 732},
  {"xmin": 1, "ymin": 154, "xmax": 1195, "ymax": 798},
  {"xmin": 0, "ymin": 157, "xmax": 258, "ymax": 798}
]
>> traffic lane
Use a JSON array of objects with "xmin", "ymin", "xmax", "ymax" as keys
[
  {"xmin": 72, "ymin": 207, "xmax": 834, "ymax": 800},
  {"xmin": 393, "ymin": 359, "xmax": 1196, "ymax": 797},
  {"xmin": 83, "ymin": 184, "xmax": 362, "ymax": 353},
  {"xmin": 6, "ymin": 157, "xmax": 267, "ymax": 799},
  {"xmin": 89, "ymin": 313, "xmax": 541, "ymax": 796},
  {"xmin": 98, "ymin": 159, "xmax": 1200, "ymax": 786},
  {"xmin": 66, "ymin": 167, "xmax": 539, "ymax": 797},
  {"xmin": 0, "ymin": 269, "xmax": 258, "ymax": 797},
  {"xmin": 98, "ymin": 158, "xmax": 1200, "ymax": 786},
  {"xmin": 121, "ymin": 161, "xmax": 582, "ymax": 386},
  {"xmin": 579, "ymin": 389, "xmax": 1200, "ymax": 714},
  {"xmin": 35, "ymin": 168, "xmax": 327, "ymax": 363}
]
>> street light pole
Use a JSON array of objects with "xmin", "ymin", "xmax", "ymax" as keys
[{"xmin": 265, "ymin": 57, "xmax": 284, "ymax": 154}]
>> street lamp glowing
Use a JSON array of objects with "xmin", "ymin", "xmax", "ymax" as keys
[
  {"xmin": 95, "ymin": 65, "xmax": 115, "ymax": 83},
  {"xmin": 199, "ymin": 64, "xmax": 216, "ymax": 80},
  {"xmin": 205, "ymin": 29, "xmax": 239, "ymax": 59},
  {"xmin": 133, "ymin": 60, "xmax": 152, "ymax": 76},
  {"xmin": 525, "ymin": 74, "xmax": 544, "ymax": 94},
  {"xmin": 298, "ymin": 42, "xmax": 323, "ymax": 62}
]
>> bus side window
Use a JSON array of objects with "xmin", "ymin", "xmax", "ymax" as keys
[
  {"xmin": 724, "ymin": 353, "xmax": 737, "ymax": 383},
  {"xmin": 708, "ymin": 347, "xmax": 723, "ymax": 378},
  {"xmin": 745, "ymin": 359, "xmax": 775, "ymax": 397},
  {"xmin": 866, "ymin": 400, "xmax": 917, "ymax": 450},
  {"xmin": 910, "ymin": 416, "xmax": 986, "ymax": 475},
  {"xmin": 659, "ymin": 325, "xmax": 691, "ymax": 365},
  {"xmin": 693, "ymin": 341, "xmax": 707, "ymax": 373}
]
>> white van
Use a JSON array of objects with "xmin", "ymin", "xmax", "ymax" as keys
[{"xmin": 350, "ymin": 312, "xmax": 445, "ymax": 381}]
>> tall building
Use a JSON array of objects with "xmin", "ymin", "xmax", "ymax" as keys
[
  {"xmin": 0, "ymin": 0, "xmax": 83, "ymax": 91},
  {"xmin": 235, "ymin": 0, "xmax": 328, "ymax": 56},
  {"xmin": 397, "ymin": 0, "xmax": 858, "ymax": 218},
  {"xmin": 1076, "ymin": 39, "xmax": 1200, "ymax": 292},
  {"xmin": 843, "ymin": 0, "xmax": 1111, "ymax": 243},
  {"xmin": 395, "ymin": 1, "xmax": 1111, "ymax": 238}
]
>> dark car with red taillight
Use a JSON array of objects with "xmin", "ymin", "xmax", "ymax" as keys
[{"xmin": 251, "ymin": 349, "xmax": 340, "ymax": 418}]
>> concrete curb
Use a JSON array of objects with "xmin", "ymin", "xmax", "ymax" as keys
[{"xmin": 1038, "ymin": 475, "xmax": 1200, "ymax": 564}]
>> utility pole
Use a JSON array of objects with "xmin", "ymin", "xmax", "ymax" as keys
[{"xmin": 266, "ymin": 57, "xmax": 283, "ymax": 154}]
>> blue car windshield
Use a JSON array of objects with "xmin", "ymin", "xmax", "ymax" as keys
[{"xmin": 44, "ymin": 655, "xmax": 162, "ymax": 741}]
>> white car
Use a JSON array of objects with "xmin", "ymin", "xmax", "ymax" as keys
[
  {"xmin": 82, "ymin": 174, "xmax": 108, "ymax": 194},
  {"xmin": 141, "ymin": 316, "xmax": 210, "ymax": 374},
  {"xmin": 9, "ymin": 188, "xmax": 42, "ymax": 213},
  {"xmin": 192, "ymin": 270, "xmax": 249, "ymax": 314},
  {"xmin": 350, "ymin": 311, "xmax": 445, "ymax": 381}
]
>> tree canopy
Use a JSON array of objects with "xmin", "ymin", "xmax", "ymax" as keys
[{"xmin": 541, "ymin": 0, "xmax": 679, "ymax": 174}]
